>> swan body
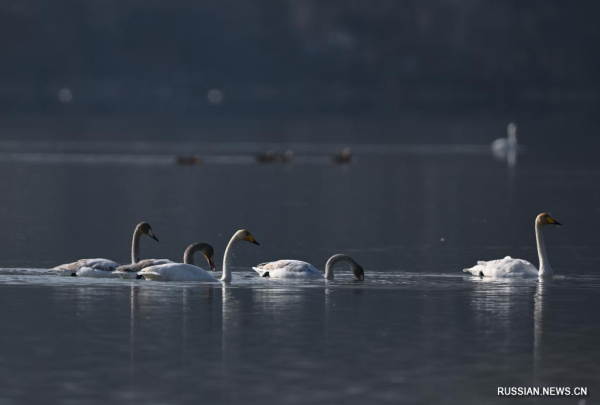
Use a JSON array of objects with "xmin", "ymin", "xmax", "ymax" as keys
[
  {"xmin": 53, "ymin": 222, "xmax": 159, "ymax": 278},
  {"xmin": 463, "ymin": 256, "xmax": 539, "ymax": 278},
  {"xmin": 135, "ymin": 243, "xmax": 215, "ymax": 281},
  {"xmin": 53, "ymin": 258, "xmax": 121, "ymax": 277},
  {"xmin": 140, "ymin": 230, "xmax": 259, "ymax": 282},
  {"xmin": 114, "ymin": 259, "xmax": 174, "ymax": 279},
  {"xmin": 463, "ymin": 213, "xmax": 560, "ymax": 278},
  {"xmin": 253, "ymin": 260, "xmax": 323, "ymax": 278},
  {"xmin": 140, "ymin": 263, "xmax": 218, "ymax": 282},
  {"xmin": 491, "ymin": 122, "xmax": 518, "ymax": 159},
  {"xmin": 253, "ymin": 254, "xmax": 364, "ymax": 280}
]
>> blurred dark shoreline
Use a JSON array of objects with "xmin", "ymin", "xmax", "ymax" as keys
[{"xmin": 2, "ymin": 1, "xmax": 599, "ymax": 117}]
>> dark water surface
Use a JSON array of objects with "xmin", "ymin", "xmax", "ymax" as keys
[{"xmin": 0, "ymin": 124, "xmax": 599, "ymax": 404}]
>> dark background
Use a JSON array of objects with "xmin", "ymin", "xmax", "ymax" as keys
[{"xmin": 1, "ymin": 1, "xmax": 599, "ymax": 116}]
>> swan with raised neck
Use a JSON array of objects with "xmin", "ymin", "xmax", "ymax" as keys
[
  {"xmin": 535, "ymin": 213, "xmax": 560, "ymax": 276},
  {"xmin": 53, "ymin": 221, "xmax": 159, "ymax": 277},
  {"xmin": 138, "ymin": 230, "xmax": 259, "ymax": 282},
  {"xmin": 131, "ymin": 222, "xmax": 159, "ymax": 263},
  {"xmin": 463, "ymin": 212, "xmax": 561, "ymax": 278},
  {"xmin": 222, "ymin": 229, "xmax": 260, "ymax": 282}
]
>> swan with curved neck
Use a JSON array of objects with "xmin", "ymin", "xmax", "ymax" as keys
[
  {"xmin": 463, "ymin": 213, "xmax": 561, "ymax": 277},
  {"xmin": 253, "ymin": 253, "xmax": 364, "ymax": 280},
  {"xmin": 139, "ymin": 230, "xmax": 259, "ymax": 282},
  {"xmin": 115, "ymin": 242, "xmax": 216, "ymax": 280},
  {"xmin": 131, "ymin": 222, "xmax": 159, "ymax": 263},
  {"xmin": 53, "ymin": 221, "xmax": 159, "ymax": 278}
]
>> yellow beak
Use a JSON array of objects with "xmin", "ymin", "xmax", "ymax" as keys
[{"xmin": 247, "ymin": 234, "xmax": 260, "ymax": 245}]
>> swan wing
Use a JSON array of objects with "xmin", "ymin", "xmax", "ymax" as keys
[
  {"xmin": 139, "ymin": 263, "xmax": 218, "ymax": 282},
  {"xmin": 253, "ymin": 260, "xmax": 322, "ymax": 278},
  {"xmin": 76, "ymin": 266, "xmax": 121, "ymax": 278},
  {"xmin": 464, "ymin": 256, "xmax": 539, "ymax": 277},
  {"xmin": 116, "ymin": 259, "xmax": 173, "ymax": 273},
  {"xmin": 84, "ymin": 258, "xmax": 120, "ymax": 270},
  {"xmin": 52, "ymin": 260, "xmax": 83, "ymax": 276},
  {"xmin": 53, "ymin": 258, "xmax": 120, "ymax": 276}
]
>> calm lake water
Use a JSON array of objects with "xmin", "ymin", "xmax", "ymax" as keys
[{"xmin": 0, "ymin": 117, "xmax": 598, "ymax": 404}]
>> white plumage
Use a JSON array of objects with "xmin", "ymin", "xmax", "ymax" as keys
[
  {"xmin": 253, "ymin": 254, "xmax": 364, "ymax": 280},
  {"xmin": 137, "ymin": 230, "xmax": 259, "ymax": 282},
  {"xmin": 463, "ymin": 256, "xmax": 539, "ymax": 278},
  {"xmin": 139, "ymin": 263, "xmax": 218, "ymax": 282},
  {"xmin": 253, "ymin": 260, "xmax": 323, "ymax": 278},
  {"xmin": 463, "ymin": 213, "xmax": 561, "ymax": 278},
  {"xmin": 491, "ymin": 122, "xmax": 518, "ymax": 162}
]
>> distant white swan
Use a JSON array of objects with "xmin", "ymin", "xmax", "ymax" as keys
[
  {"xmin": 253, "ymin": 254, "xmax": 364, "ymax": 280},
  {"xmin": 463, "ymin": 213, "xmax": 561, "ymax": 277},
  {"xmin": 492, "ymin": 122, "xmax": 518, "ymax": 160},
  {"xmin": 140, "ymin": 230, "xmax": 259, "ymax": 282},
  {"xmin": 53, "ymin": 222, "xmax": 159, "ymax": 278}
]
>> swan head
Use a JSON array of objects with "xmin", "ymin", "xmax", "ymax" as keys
[
  {"xmin": 237, "ymin": 229, "xmax": 260, "ymax": 245},
  {"xmin": 537, "ymin": 213, "xmax": 561, "ymax": 227},
  {"xmin": 138, "ymin": 222, "xmax": 159, "ymax": 241},
  {"xmin": 193, "ymin": 243, "xmax": 216, "ymax": 270},
  {"xmin": 352, "ymin": 264, "xmax": 365, "ymax": 281}
]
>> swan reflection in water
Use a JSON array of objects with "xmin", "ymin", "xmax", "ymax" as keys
[{"xmin": 533, "ymin": 277, "xmax": 549, "ymax": 389}]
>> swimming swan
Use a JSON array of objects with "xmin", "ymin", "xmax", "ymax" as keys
[
  {"xmin": 491, "ymin": 122, "xmax": 518, "ymax": 158},
  {"xmin": 53, "ymin": 222, "xmax": 159, "ymax": 278},
  {"xmin": 140, "ymin": 230, "xmax": 259, "ymax": 282},
  {"xmin": 253, "ymin": 254, "xmax": 364, "ymax": 280},
  {"xmin": 115, "ymin": 243, "xmax": 215, "ymax": 280},
  {"xmin": 463, "ymin": 213, "xmax": 561, "ymax": 277}
]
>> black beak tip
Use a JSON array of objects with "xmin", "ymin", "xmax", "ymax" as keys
[
  {"xmin": 252, "ymin": 240, "xmax": 260, "ymax": 246},
  {"xmin": 555, "ymin": 221, "xmax": 562, "ymax": 226},
  {"xmin": 152, "ymin": 235, "xmax": 159, "ymax": 242}
]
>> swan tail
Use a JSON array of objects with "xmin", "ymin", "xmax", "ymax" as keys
[
  {"xmin": 252, "ymin": 267, "xmax": 270, "ymax": 277},
  {"xmin": 139, "ymin": 272, "xmax": 161, "ymax": 281},
  {"xmin": 463, "ymin": 264, "xmax": 485, "ymax": 276},
  {"xmin": 113, "ymin": 271, "xmax": 139, "ymax": 280},
  {"xmin": 53, "ymin": 268, "xmax": 77, "ymax": 277}
]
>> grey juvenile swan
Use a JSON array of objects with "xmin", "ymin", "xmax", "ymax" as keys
[{"xmin": 53, "ymin": 222, "xmax": 159, "ymax": 278}]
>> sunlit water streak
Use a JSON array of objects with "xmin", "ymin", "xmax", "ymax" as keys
[{"xmin": 0, "ymin": 140, "xmax": 492, "ymax": 155}]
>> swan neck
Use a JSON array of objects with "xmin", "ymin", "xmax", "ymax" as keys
[
  {"xmin": 183, "ymin": 246, "xmax": 195, "ymax": 265},
  {"xmin": 222, "ymin": 234, "xmax": 238, "ymax": 282},
  {"xmin": 131, "ymin": 227, "xmax": 142, "ymax": 263},
  {"xmin": 535, "ymin": 222, "xmax": 553, "ymax": 276},
  {"xmin": 324, "ymin": 254, "xmax": 354, "ymax": 280},
  {"xmin": 508, "ymin": 124, "xmax": 517, "ymax": 146}
]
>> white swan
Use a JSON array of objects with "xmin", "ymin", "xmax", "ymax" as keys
[
  {"xmin": 114, "ymin": 242, "xmax": 215, "ymax": 280},
  {"xmin": 463, "ymin": 213, "xmax": 561, "ymax": 277},
  {"xmin": 492, "ymin": 122, "xmax": 518, "ymax": 160},
  {"xmin": 53, "ymin": 222, "xmax": 159, "ymax": 278},
  {"xmin": 140, "ymin": 229, "xmax": 259, "ymax": 282},
  {"xmin": 253, "ymin": 253, "xmax": 364, "ymax": 280}
]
